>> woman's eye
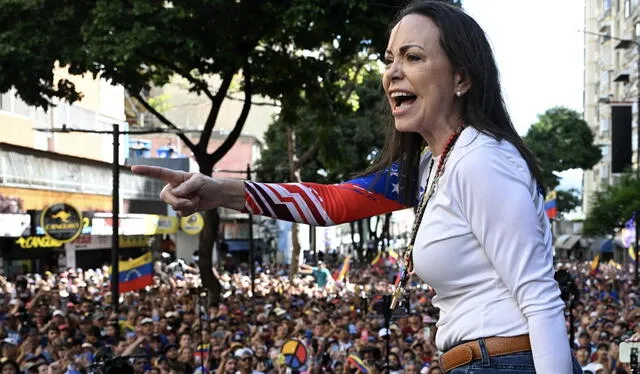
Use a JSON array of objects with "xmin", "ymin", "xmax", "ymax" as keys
[
  {"xmin": 407, "ymin": 54, "xmax": 420, "ymax": 61},
  {"xmin": 383, "ymin": 58, "xmax": 393, "ymax": 66}
]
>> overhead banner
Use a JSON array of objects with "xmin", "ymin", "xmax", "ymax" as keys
[
  {"xmin": 40, "ymin": 203, "xmax": 83, "ymax": 243},
  {"xmin": 91, "ymin": 214, "xmax": 178, "ymax": 236}
]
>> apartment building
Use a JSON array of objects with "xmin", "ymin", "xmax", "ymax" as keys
[{"xmin": 583, "ymin": 0, "xmax": 640, "ymax": 214}]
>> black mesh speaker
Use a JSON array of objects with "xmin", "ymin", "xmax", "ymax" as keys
[{"xmin": 611, "ymin": 105, "xmax": 632, "ymax": 173}]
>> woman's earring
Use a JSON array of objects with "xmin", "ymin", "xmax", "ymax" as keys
[{"xmin": 456, "ymin": 91, "xmax": 462, "ymax": 97}]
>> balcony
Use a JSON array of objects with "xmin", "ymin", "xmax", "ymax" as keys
[{"xmin": 614, "ymin": 70, "xmax": 631, "ymax": 83}]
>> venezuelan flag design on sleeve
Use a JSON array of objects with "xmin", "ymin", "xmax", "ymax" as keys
[
  {"xmin": 242, "ymin": 158, "xmax": 428, "ymax": 225},
  {"xmin": 119, "ymin": 252, "xmax": 153, "ymax": 292}
]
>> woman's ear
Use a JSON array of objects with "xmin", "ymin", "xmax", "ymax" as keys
[{"xmin": 454, "ymin": 69, "xmax": 472, "ymax": 96}]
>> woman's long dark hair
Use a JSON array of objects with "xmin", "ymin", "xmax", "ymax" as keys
[{"xmin": 369, "ymin": 0, "xmax": 545, "ymax": 204}]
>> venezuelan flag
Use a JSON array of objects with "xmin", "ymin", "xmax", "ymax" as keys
[
  {"xmin": 333, "ymin": 256, "xmax": 351, "ymax": 282},
  {"xmin": 544, "ymin": 190, "xmax": 557, "ymax": 219},
  {"xmin": 589, "ymin": 254, "xmax": 600, "ymax": 276},
  {"xmin": 194, "ymin": 343, "xmax": 210, "ymax": 360},
  {"xmin": 371, "ymin": 252, "xmax": 382, "ymax": 266},
  {"xmin": 347, "ymin": 354, "xmax": 369, "ymax": 373},
  {"xmin": 118, "ymin": 252, "xmax": 153, "ymax": 292}
]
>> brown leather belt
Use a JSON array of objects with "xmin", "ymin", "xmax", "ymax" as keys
[{"xmin": 439, "ymin": 335, "xmax": 531, "ymax": 373}]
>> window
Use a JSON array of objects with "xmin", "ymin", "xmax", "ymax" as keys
[
  {"xmin": 604, "ymin": 0, "xmax": 612, "ymax": 12},
  {"xmin": 13, "ymin": 96, "xmax": 30, "ymax": 117},
  {"xmin": 625, "ymin": 0, "xmax": 632, "ymax": 17},
  {"xmin": 636, "ymin": 23, "xmax": 640, "ymax": 40},
  {"xmin": 601, "ymin": 145, "xmax": 610, "ymax": 156},
  {"xmin": 600, "ymin": 117, "xmax": 610, "ymax": 133},
  {"xmin": 0, "ymin": 93, "xmax": 10, "ymax": 111},
  {"xmin": 601, "ymin": 164, "xmax": 610, "ymax": 179}
]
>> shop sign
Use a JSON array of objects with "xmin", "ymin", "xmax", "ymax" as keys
[
  {"xmin": 65, "ymin": 235, "xmax": 152, "ymax": 250},
  {"xmin": 156, "ymin": 216, "xmax": 179, "ymax": 234},
  {"xmin": 15, "ymin": 236, "xmax": 63, "ymax": 249},
  {"xmin": 65, "ymin": 235, "xmax": 111, "ymax": 250},
  {"xmin": 181, "ymin": 213, "xmax": 204, "ymax": 235},
  {"xmin": 34, "ymin": 211, "xmax": 92, "ymax": 236},
  {"xmin": 40, "ymin": 203, "xmax": 83, "ymax": 243},
  {"xmin": 119, "ymin": 235, "xmax": 152, "ymax": 248},
  {"xmin": 0, "ymin": 214, "xmax": 30, "ymax": 237}
]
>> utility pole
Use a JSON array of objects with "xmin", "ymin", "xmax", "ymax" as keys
[
  {"xmin": 112, "ymin": 124, "xmax": 120, "ymax": 311},
  {"xmin": 246, "ymin": 164, "xmax": 255, "ymax": 297}
]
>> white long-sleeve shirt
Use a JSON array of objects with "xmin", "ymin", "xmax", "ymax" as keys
[{"xmin": 412, "ymin": 127, "xmax": 572, "ymax": 373}]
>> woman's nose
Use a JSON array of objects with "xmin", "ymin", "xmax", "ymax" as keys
[{"xmin": 386, "ymin": 60, "xmax": 404, "ymax": 81}]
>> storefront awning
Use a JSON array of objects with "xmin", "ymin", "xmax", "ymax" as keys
[{"xmin": 555, "ymin": 234, "xmax": 582, "ymax": 250}]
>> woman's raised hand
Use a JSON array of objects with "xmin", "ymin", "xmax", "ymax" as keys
[{"xmin": 131, "ymin": 165, "xmax": 245, "ymax": 216}]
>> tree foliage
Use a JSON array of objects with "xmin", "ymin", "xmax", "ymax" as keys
[
  {"xmin": 583, "ymin": 173, "xmax": 640, "ymax": 236},
  {"xmin": 257, "ymin": 68, "xmax": 387, "ymax": 183},
  {"xmin": 524, "ymin": 107, "xmax": 601, "ymax": 190},
  {"xmin": 0, "ymin": 0, "xmax": 403, "ymax": 303},
  {"xmin": 556, "ymin": 188, "xmax": 581, "ymax": 218}
]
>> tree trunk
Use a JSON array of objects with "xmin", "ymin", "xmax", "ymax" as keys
[
  {"xmin": 381, "ymin": 213, "xmax": 392, "ymax": 251},
  {"xmin": 197, "ymin": 162, "xmax": 222, "ymax": 306},
  {"xmin": 198, "ymin": 208, "xmax": 222, "ymax": 306},
  {"xmin": 367, "ymin": 216, "xmax": 381, "ymax": 263},
  {"xmin": 356, "ymin": 219, "xmax": 365, "ymax": 265}
]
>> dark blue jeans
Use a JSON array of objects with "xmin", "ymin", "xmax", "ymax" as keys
[{"xmin": 445, "ymin": 338, "xmax": 583, "ymax": 373}]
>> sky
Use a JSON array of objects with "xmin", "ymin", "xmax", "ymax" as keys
[{"xmin": 462, "ymin": 0, "xmax": 585, "ymax": 191}]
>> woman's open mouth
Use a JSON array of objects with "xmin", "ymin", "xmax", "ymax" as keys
[{"xmin": 391, "ymin": 91, "xmax": 417, "ymax": 115}]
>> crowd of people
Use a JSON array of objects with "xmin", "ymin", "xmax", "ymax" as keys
[{"xmin": 0, "ymin": 253, "xmax": 637, "ymax": 374}]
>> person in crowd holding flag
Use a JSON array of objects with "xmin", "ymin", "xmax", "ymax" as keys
[
  {"xmin": 132, "ymin": 1, "xmax": 582, "ymax": 372},
  {"xmin": 298, "ymin": 262, "xmax": 334, "ymax": 289}
]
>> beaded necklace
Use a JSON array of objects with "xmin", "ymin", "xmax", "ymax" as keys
[{"xmin": 390, "ymin": 124, "xmax": 466, "ymax": 310}]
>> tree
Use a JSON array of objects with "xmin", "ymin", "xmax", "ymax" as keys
[
  {"xmin": 583, "ymin": 173, "xmax": 640, "ymax": 236},
  {"xmin": 556, "ymin": 188, "xmax": 581, "ymax": 218},
  {"xmin": 524, "ymin": 107, "xmax": 601, "ymax": 190},
  {"xmin": 0, "ymin": 0, "xmax": 401, "ymax": 304}
]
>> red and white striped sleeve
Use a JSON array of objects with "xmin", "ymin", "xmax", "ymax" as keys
[{"xmin": 243, "ymin": 166, "xmax": 413, "ymax": 226}]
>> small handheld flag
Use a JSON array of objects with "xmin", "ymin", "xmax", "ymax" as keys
[
  {"xmin": 117, "ymin": 252, "xmax": 153, "ymax": 293},
  {"xmin": 544, "ymin": 190, "xmax": 557, "ymax": 219}
]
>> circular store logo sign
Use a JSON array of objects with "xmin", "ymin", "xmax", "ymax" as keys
[
  {"xmin": 180, "ymin": 213, "xmax": 204, "ymax": 235},
  {"xmin": 40, "ymin": 203, "xmax": 83, "ymax": 243}
]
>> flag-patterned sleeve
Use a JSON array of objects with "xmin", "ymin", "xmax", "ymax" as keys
[{"xmin": 242, "ymin": 162, "xmax": 416, "ymax": 226}]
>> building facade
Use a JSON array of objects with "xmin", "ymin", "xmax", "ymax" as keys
[
  {"xmin": 0, "ymin": 68, "xmax": 171, "ymax": 276},
  {"xmin": 583, "ymin": 0, "xmax": 640, "ymax": 213}
]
